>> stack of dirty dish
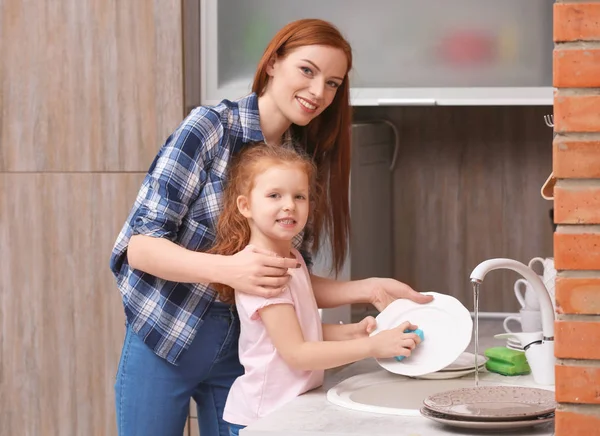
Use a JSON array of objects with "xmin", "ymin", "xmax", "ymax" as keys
[
  {"xmin": 412, "ymin": 352, "xmax": 486, "ymax": 380},
  {"xmin": 420, "ymin": 385, "xmax": 556, "ymax": 430}
]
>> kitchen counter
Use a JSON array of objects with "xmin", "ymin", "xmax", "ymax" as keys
[
  {"xmin": 241, "ymin": 319, "xmax": 556, "ymax": 436},
  {"xmin": 241, "ymin": 359, "xmax": 555, "ymax": 436}
]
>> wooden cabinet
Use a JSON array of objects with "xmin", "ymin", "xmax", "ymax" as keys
[
  {"xmin": 0, "ymin": 1, "xmax": 183, "ymax": 173},
  {"xmin": 353, "ymin": 105, "xmax": 554, "ymax": 314},
  {"xmin": 192, "ymin": 0, "xmax": 554, "ymax": 106},
  {"xmin": 1, "ymin": 1, "xmax": 184, "ymax": 435},
  {"xmin": 0, "ymin": 174, "xmax": 144, "ymax": 435}
]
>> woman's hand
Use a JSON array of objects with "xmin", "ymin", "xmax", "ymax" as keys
[
  {"xmin": 218, "ymin": 245, "xmax": 300, "ymax": 297},
  {"xmin": 368, "ymin": 278, "xmax": 434, "ymax": 312},
  {"xmin": 368, "ymin": 320, "xmax": 422, "ymax": 359}
]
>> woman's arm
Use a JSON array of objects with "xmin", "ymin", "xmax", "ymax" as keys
[
  {"xmin": 258, "ymin": 304, "xmax": 420, "ymax": 371},
  {"xmin": 128, "ymin": 235, "xmax": 224, "ymax": 283},
  {"xmin": 128, "ymin": 238, "xmax": 298, "ymax": 296},
  {"xmin": 309, "ymin": 274, "xmax": 371, "ymax": 308},
  {"xmin": 119, "ymin": 108, "xmax": 297, "ymax": 296},
  {"xmin": 310, "ymin": 275, "xmax": 434, "ymax": 311}
]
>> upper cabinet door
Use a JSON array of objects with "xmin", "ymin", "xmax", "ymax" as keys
[{"xmin": 200, "ymin": 0, "xmax": 554, "ymax": 106}]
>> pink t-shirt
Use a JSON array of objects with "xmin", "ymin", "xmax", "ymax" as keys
[{"xmin": 223, "ymin": 248, "xmax": 324, "ymax": 426}]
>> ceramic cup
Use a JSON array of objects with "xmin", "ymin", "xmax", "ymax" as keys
[
  {"xmin": 514, "ymin": 278, "xmax": 541, "ymax": 311},
  {"xmin": 528, "ymin": 257, "xmax": 556, "ymax": 311},
  {"xmin": 503, "ymin": 309, "xmax": 543, "ymax": 333}
]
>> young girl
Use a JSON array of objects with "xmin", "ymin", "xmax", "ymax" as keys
[
  {"xmin": 110, "ymin": 18, "xmax": 432, "ymax": 436},
  {"xmin": 209, "ymin": 144, "xmax": 422, "ymax": 436}
]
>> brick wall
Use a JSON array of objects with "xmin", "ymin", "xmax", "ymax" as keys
[{"xmin": 553, "ymin": 2, "xmax": 600, "ymax": 435}]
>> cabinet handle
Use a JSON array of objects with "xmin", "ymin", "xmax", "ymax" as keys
[
  {"xmin": 373, "ymin": 119, "xmax": 401, "ymax": 172},
  {"xmin": 377, "ymin": 98, "xmax": 437, "ymax": 106}
]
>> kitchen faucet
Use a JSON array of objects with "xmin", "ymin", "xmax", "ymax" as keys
[{"xmin": 470, "ymin": 258, "xmax": 556, "ymax": 385}]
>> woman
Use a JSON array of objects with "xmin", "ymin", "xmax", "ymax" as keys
[{"xmin": 109, "ymin": 18, "xmax": 432, "ymax": 436}]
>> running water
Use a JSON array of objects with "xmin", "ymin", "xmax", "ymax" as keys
[{"xmin": 472, "ymin": 282, "xmax": 481, "ymax": 387}]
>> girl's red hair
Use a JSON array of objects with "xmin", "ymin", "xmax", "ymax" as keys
[
  {"xmin": 209, "ymin": 143, "xmax": 318, "ymax": 303},
  {"xmin": 252, "ymin": 18, "xmax": 352, "ymax": 275}
]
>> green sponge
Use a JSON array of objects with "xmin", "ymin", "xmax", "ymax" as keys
[{"xmin": 484, "ymin": 347, "xmax": 531, "ymax": 376}]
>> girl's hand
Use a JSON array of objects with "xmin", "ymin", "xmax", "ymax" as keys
[
  {"xmin": 353, "ymin": 316, "xmax": 377, "ymax": 338},
  {"xmin": 219, "ymin": 245, "xmax": 300, "ymax": 297},
  {"xmin": 368, "ymin": 320, "xmax": 422, "ymax": 359}
]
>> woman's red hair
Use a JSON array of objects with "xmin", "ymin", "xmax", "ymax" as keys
[
  {"xmin": 209, "ymin": 143, "xmax": 318, "ymax": 303},
  {"xmin": 252, "ymin": 18, "xmax": 353, "ymax": 275}
]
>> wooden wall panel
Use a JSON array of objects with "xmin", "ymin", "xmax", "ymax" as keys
[
  {"xmin": 1, "ymin": 1, "xmax": 184, "ymax": 433},
  {"xmin": 0, "ymin": 173, "xmax": 144, "ymax": 436},
  {"xmin": 354, "ymin": 106, "xmax": 554, "ymax": 313},
  {"xmin": 0, "ymin": 1, "xmax": 183, "ymax": 172}
]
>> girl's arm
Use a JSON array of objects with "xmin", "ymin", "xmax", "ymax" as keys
[
  {"xmin": 321, "ymin": 316, "xmax": 376, "ymax": 341},
  {"xmin": 321, "ymin": 323, "xmax": 361, "ymax": 341},
  {"xmin": 258, "ymin": 304, "xmax": 420, "ymax": 371},
  {"xmin": 310, "ymin": 275, "xmax": 434, "ymax": 311}
]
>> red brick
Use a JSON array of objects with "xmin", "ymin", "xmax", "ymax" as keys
[
  {"xmin": 554, "ymin": 93, "xmax": 600, "ymax": 133},
  {"xmin": 554, "ymin": 183, "xmax": 600, "ymax": 224},
  {"xmin": 555, "ymin": 320, "xmax": 600, "ymax": 359},
  {"xmin": 554, "ymin": 137, "xmax": 600, "ymax": 178},
  {"xmin": 555, "ymin": 233, "xmax": 600, "ymax": 270},
  {"xmin": 554, "ymin": 3, "xmax": 600, "ymax": 42},
  {"xmin": 556, "ymin": 409, "xmax": 600, "ymax": 436},
  {"xmin": 554, "ymin": 47, "xmax": 600, "ymax": 88},
  {"xmin": 556, "ymin": 277, "xmax": 600, "ymax": 315},
  {"xmin": 556, "ymin": 365, "xmax": 600, "ymax": 403}
]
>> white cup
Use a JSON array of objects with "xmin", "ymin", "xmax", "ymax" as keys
[
  {"xmin": 525, "ymin": 341, "xmax": 556, "ymax": 385},
  {"xmin": 528, "ymin": 257, "xmax": 556, "ymax": 311},
  {"xmin": 503, "ymin": 309, "xmax": 543, "ymax": 333},
  {"xmin": 514, "ymin": 278, "xmax": 541, "ymax": 311}
]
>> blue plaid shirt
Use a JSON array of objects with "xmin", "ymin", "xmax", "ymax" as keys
[{"xmin": 110, "ymin": 93, "xmax": 308, "ymax": 365}]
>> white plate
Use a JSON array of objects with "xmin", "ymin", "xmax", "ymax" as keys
[
  {"xmin": 440, "ymin": 352, "xmax": 487, "ymax": 372},
  {"xmin": 412, "ymin": 366, "xmax": 483, "ymax": 380},
  {"xmin": 370, "ymin": 292, "xmax": 473, "ymax": 377},
  {"xmin": 508, "ymin": 340, "xmax": 523, "ymax": 348},
  {"xmin": 506, "ymin": 338, "xmax": 524, "ymax": 350},
  {"xmin": 412, "ymin": 352, "xmax": 486, "ymax": 379}
]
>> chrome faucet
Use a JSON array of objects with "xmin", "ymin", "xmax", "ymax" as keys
[
  {"xmin": 470, "ymin": 258, "xmax": 556, "ymax": 385},
  {"xmin": 470, "ymin": 258, "xmax": 554, "ymax": 339}
]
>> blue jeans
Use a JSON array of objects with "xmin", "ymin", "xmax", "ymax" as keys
[
  {"xmin": 114, "ymin": 302, "xmax": 243, "ymax": 436},
  {"xmin": 229, "ymin": 423, "xmax": 246, "ymax": 436}
]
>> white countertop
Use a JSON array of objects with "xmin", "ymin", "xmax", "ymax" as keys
[{"xmin": 241, "ymin": 358, "xmax": 555, "ymax": 436}]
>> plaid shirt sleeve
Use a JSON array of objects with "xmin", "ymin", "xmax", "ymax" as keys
[
  {"xmin": 131, "ymin": 108, "xmax": 224, "ymax": 240},
  {"xmin": 294, "ymin": 226, "xmax": 313, "ymax": 271}
]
